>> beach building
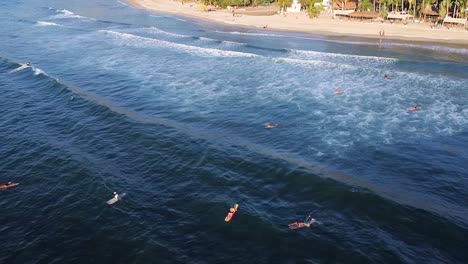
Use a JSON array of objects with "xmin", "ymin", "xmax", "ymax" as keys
[
  {"xmin": 322, "ymin": 0, "xmax": 331, "ymax": 8},
  {"xmin": 286, "ymin": 0, "xmax": 301, "ymax": 13},
  {"xmin": 333, "ymin": 0, "xmax": 358, "ymax": 11}
]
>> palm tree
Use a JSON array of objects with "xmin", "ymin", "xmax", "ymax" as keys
[
  {"xmin": 452, "ymin": 0, "xmax": 462, "ymax": 17},
  {"xmin": 439, "ymin": 0, "xmax": 447, "ymax": 19},
  {"xmin": 407, "ymin": 0, "xmax": 417, "ymax": 18},
  {"xmin": 446, "ymin": 0, "xmax": 449, "ymax": 17}
]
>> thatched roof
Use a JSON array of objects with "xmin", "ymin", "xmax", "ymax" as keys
[
  {"xmin": 349, "ymin": 11, "xmax": 379, "ymax": 19},
  {"xmin": 422, "ymin": 6, "xmax": 439, "ymax": 16},
  {"xmin": 333, "ymin": 0, "xmax": 358, "ymax": 10}
]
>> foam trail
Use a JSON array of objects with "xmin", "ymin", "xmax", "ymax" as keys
[
  {"xmin": 290, "ymin": 49, "xmax": 398, "ymax": 64},
  {"xmin": 383, "ymin": 42, "xmax": 468, "ymax": 55},
  {"xmin": 219, "ymin": 30, "xmax": 468, "ymax": 55},
  {"xmin": 141, "ymin": 27, "xmax": 187, "ymax": 38},
  {"xmin": 216, "ymin": 31, "xmax": 284, "ymax": 38},
  {"xmin": 33, "ymin": 68, "xmax": 46, "ymax": 76},
  {"xmin": 99, "ymin": 30, "xmax": 258, "ymax": 58},
  {"xmin": 220, "ymin": 40, "xmax": 244, "ymax": 47},
  {"xmin": 272, "ymin": 57, "xmax": 353, "ymax": 69},
  {"xmin": 173, "ymin": 17, "xmax": 186, "ymax": 22},
  {"xmin": 36, "ymin": 21, "xmax": 61, "ymax": 27},
  {"xmin": 51, "ymin": 9, "xmax": 94, "ymax": 20},
  {"xmin": 117, "ymin": 0, "xmax": 129, "ymax": 6},
  {"xmin": 9, "ymin": 64, "xmax": 31, "ymax": 73}
]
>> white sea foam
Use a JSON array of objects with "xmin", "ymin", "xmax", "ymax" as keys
[
  {"xmin": 141, "ymin": 27, "xmax": 187, "ymax": 38},
  {"xmin": 271, "ymin": 57, "xmax": 353, "ymax": 70},
  {"xmin": 220, "ymin": 40, "xmax": 244, "ymax": 47},
  {"xmin": 36, "ymin": 21, "xmax": 61, "ymax": 27},
  {"xmin": 290, "ymin": 49, "xmax": 397, "ymax": 64},
  {"xmin": 9, "ymin": 64, "xmax": 30, "ymax": 73},
  {"xmin": 172, "ymin": 17, "xmax": 187, "ymax": 22},
  {"xmin": 216, "ymin": 31, "xmax": 284, "ymax": 38},
  {"xmin": 383, "ymin": 42, "xmax": 468, "ymax": 55},
  {"xmin": 198, "ymin": 37, "xmax": 214, "ymax": 42},
  {"xmin": 51, "ymin": 9, "xmax": 93, "ymax": 20},
  {"xmin": 34, "ymin": 68, "xmax": 46, "ymax": 76},
  {"xmin": 117, "ymin": 0, "xmax": 129, "ymax": 6},
  {"xmin": 99, "ymin": 30, "xmax": 258, "ymax": 58},
  {"xmin": 219, "ymin": 30, "xmax": 468, "ymax": 55}
]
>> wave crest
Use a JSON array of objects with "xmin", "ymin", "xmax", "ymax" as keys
[{"xmin": 99, "ymin": 30, "xmax": 258, "ymax": 58}]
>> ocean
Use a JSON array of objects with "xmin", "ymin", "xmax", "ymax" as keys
[{"xmin": 1, "ymin": 0, "xmax": 467, "ymax": 263}]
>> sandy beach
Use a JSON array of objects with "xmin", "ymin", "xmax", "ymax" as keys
[{"xmin": 129, "ymin": 0, "xmax": 468, "ymax": 45}]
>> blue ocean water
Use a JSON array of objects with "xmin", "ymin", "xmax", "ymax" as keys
[{"xmin": 1, "ymin": 0, "xmax": 468, "ymax": 263}]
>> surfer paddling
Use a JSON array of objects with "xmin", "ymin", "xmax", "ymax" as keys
[
  {"xmin": 265, "ymin": 123, "xmax": 279, "ymax": 129},
  {"xmin": 106, "ymin": 192, "xmax": 126, "ymax": 205},
  {"xmin": 335, "ymin": 89, "xmax": 343, "ymax": 94},
  {"xmin": 288, "ymin": 213, "xmax": 317, "ymax": 230},
  {"xmin": 0, "ymin": 182, "xmax": 19, "ymax": 189},
  {"xmin": 408, "ymin": 106, "xmax": 422, "ymax": 111},
  {"xmin": 225, "ymin": 204, "xmax": 239, "ymax": 222}
]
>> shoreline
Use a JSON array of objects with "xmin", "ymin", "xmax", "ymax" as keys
[{"xmin": 128, "ymin": 0, "xmax": 468, "ymax": 47}]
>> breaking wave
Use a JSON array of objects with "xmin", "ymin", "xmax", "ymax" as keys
[
  {"xmin": 36, "ymin": 21, "xmax": 62, "ymax": 27},
  {"xmin": 99, "ymin": 30, "xmax": 258, "ymax": 58}
]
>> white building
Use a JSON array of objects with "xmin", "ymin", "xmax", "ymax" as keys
[{"xmin": 286, "ymin": 0, "xmax": 301, "ymax": 13}]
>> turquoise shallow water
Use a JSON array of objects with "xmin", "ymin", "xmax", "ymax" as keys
[{"xmin": 1, "ymin": 0, "xmax": 468, "ymax": 263}]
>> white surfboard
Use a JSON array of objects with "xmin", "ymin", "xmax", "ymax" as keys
[
  {"xmin": 9, "ymin": 64, "xmax": 31, "ymax": 73},
  {"xmin": 106, "ymin": 193, "xmax": 126, "ymax": 205}
]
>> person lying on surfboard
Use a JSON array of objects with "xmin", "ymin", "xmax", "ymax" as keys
[
  {"xmin": 265, "ymin": 123, "xmax": 278, "ymax": 129},
  {"xmin": 225, "ymin": 204, "xmax": 239, "ymax": 222},
  {"xmin": 106, "ymin": 192, "xmax": 127, "ymax": 205},
  {"xmin": 288, "ymin": 214, "xmax": 316, "ymax": 230},
  {"xmin": 0, "ymin": 182, "xmax": 18, "ymax": 189},
  {"xmin": 408, "ymin": 106, "xmax": 422, "ymax": 111}
]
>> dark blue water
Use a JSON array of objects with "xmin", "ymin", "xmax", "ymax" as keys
[{"xmin": 1, "ymin": 0, "xmax": 468, "ymax": 263}]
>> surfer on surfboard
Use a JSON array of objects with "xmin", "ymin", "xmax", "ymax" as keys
[
  {"xmin": 0, "ymin": 182, "xmax": 19, "ymax": 189},
  {"xmin": 408, "ymin": 106, "xmax": 422, "ymax": 111},
  {"xmin": 106, "ymin": 192, "xmax": 126, "ymax": 205},
  {"xmin": 288, "ymin": 213, "xmax": 317, "ymax": 230},
  {"xmin": 265, "ymin": 123, "xmax": 278, "ymax": 129},
  {"xmin": 225, "ymin": 204, "xmax": 239, "ymax": 222}
]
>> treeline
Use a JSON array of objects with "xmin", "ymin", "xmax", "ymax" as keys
[
  {"xmin": 343, "ymin": 0, "xmax": 468, "ymax": 19},
  {"xmin": 199, "ymin": 0, "xmax": 467, "ymax": 19},
  {"xmin": 200, "ymin": 0, "xmax": 275, "ymax": 8},
  {"xmin": 200, "ymin": 0, "xmax": 325, "ymax": 17}
]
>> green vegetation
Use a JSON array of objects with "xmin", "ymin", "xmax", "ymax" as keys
[
  {"xmin": 198, "ymin": 0, "xmax": 468, "ymax": 21},
  {"xmin": 360, "ymin": 0, "xmax": 373, "ymax": 10},
  {"xmin": 308, "ymin": 0, "xmax": 324, "ymax": 18},
  {"xmin": 277, "ymin": 0, "xmax": 293, "ymax": 9}
]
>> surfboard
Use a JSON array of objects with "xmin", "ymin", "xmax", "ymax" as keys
[
  {"xmin": 288, "ymin": 222, "xmax": 305, "ymax": 230},
  {"xmin": 106, "ymin": 193, "xmax": 126, "ymax": 205},
  {"xmin": 225, "ymin": 204, "xmax": 239, "ymax": 222},
  {"xmin": 9, "ymin": 64, "xmax": 30, "ymax": 73},
  {"xmin": 0, "ymin": 183, "xmax": 19, "ymax": 189}
]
